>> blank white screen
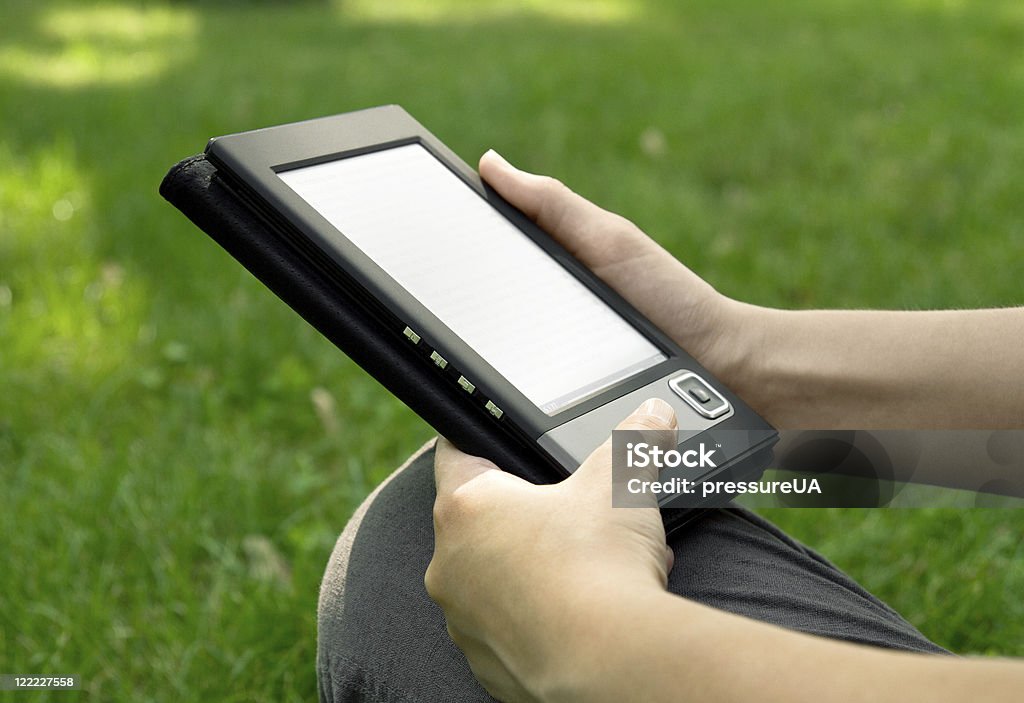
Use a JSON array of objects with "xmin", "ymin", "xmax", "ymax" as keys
[{"xmin": 278, "ymin": 144, "xmax": 664, "ymax": 414}]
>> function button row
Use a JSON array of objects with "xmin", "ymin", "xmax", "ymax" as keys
[{"xmin": 402, "ymin": 324, "xmax": 500, "ymax": 420}]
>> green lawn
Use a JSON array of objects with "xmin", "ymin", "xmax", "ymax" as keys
[{"xmin": 2, "ymin": 0, "xmax": 1023, "ymax": 699}]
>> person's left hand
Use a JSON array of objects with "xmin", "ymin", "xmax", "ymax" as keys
[{"xmin": 425, "ymin": 398, "xmax": 678, "ymax": 702}]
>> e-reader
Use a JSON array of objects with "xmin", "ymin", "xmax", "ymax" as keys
[{"xmin": 193, "ymin": 105, "xmax": 777, "ymax": 507}]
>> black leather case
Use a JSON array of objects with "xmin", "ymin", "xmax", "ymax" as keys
[{"xmin": 160, "ymin": 153, "xmax": 701, "ymax": 532}]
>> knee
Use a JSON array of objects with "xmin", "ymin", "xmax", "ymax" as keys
[{"xmin": 317, "ymin": 440, "xmax": 469, "ymax": 701}]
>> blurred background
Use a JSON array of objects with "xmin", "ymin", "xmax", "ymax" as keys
[{"xmin": 2, "ymin": 0, "xmax": 1023, "ymax": 699}]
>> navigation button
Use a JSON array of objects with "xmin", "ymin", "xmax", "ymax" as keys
[
  {"xmin": 688, "ymin": 387, "xmax": 711, "ymax": 404},
  {"xmin": 669, "ymin": 372, "xmax": 731, "ymax": 419}
]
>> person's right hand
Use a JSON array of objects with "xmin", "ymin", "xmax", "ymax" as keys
[{"xmin": 479, "ymin": 150, "xmax": 753, "ymax": 389}]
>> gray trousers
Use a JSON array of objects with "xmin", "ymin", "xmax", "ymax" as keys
[{"xmin": 317, "ymin": 441, "xmax": 947, "ymax": 702}]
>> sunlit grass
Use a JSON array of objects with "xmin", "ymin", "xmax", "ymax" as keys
[
  {"xmin": 42, "ymin": 5, "xmax": 197, "ymax": 42},
  {"xmin": 0, "ymin": 5, "xmax": 196, "ymax": 88},
  {"xmin": 338, "ymin": 0, "xmax": 643, "ymax": 25},
  {"xmin": 0, "ymin": 142, "xmax": 147, "ymax": 383}
]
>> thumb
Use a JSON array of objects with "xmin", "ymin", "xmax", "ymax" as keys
[
  {"xmin": 433, "ymin": 437, "xmax": 501, "ymax": 498},
  {"xmin": 615, "ymin": 398, "xmax": 679, "ymax": 485},
  {"xmin": 573, "ymin": 398, "xmax": 678, "ymax": 487},
  {"xmin": 478, "ymin": 149, "xmax": 639, "ymax": 270},
  {"xmin": 618, "ymin": 397, "xmax": 678, "ymax": 433}
]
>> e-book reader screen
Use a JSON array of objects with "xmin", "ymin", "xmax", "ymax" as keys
[{"xmin": 277, "ymin": 143, "xmax": 665, "ymax": 414}]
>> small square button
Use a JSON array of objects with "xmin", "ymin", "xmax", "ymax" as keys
[{"xmin": 669, "ymin": 372, "xmax": 731, "ymax": 419}]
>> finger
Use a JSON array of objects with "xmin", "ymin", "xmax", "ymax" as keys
[
  {"xmin": 613, "ymin": 397, "xmax": 680, "ymax": 484},
  {"xmin": 617, "ymin": 397, "xmax": 678, "ymax": 433},
  {"xmin": 434, "ymin": 437, "xmax": 500, "ymax": 497},
  {"xmin": 478, "ymin": 149, "xmax": 641, "ymax": 269},
  {"xmin": 573, "ymin": 398, "xmax": 678, "ymax": 485}
]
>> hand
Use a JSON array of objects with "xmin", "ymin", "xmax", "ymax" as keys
[
  {"xmin": 426, "ymin": 398, "xmax": 678, "ymax": 702},
  {"xmin": 479, "ymin": 150, "xmax": 753, "ymax": 387}
]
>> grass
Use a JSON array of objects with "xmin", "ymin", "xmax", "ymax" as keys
[{"xmin": 1, "ymin": 0, "xmax": 1023, "ymax": 699}]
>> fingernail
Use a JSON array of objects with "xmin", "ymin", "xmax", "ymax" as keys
[
  {"xmin": 483, "ymin": 148, "xmax": 513, "ymax": 169},
  {"xmin": 636, "ymin": 398, "xmax": 676, "ymax": 427}
]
